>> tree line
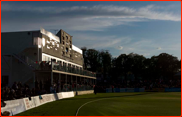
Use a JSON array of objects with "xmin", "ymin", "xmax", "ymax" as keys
[{"xmin": 81, "ymin": 47, "xmax": 181, "ymax": 82}]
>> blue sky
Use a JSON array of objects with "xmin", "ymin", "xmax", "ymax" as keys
[{"xmin": 1, "ymin": 1, "xmax": 181, "ymax": 59}]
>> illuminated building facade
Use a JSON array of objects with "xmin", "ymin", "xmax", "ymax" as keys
[{"xmin": 1, "ymin": 28, "xmax": 96, "ymax": 93}]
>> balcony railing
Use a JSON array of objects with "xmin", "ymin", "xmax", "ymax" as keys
[
  {"xmin": 13, "ymin": 53, "xmax": 96, "ymax": 77},
  {"xmin": 37, "ymin": 61, "xmax": 96, "ymax": 77}
]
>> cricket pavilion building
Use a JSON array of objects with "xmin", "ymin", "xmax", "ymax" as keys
[{"xmin": 1, "ymin": 28, "xmax": 96, "ymax": 94}]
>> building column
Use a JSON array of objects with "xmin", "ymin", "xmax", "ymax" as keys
[
  {"xmin": 88, "ymin": 78, "xmax": 89, "ymax": 90},
  {"xmin": 33, "ymin": 72, "xmax": 36, "ymax": 88},
  {"xmin": 59, "ymin": 73, "xmax": 61, "ymax": 92},
  {"xmin": 84, "ymin": 77, "xmax": 85, "ymax": 91},
  {"xmin": 51, "ymin": 72, "xmax": 53, "ymax": 85},
  {"xmin": 92, "ymin": 79, "xmax": 93, "ymax": 90},
  {"xmin": 76, "ymin": 76, "xmax": 77, "ymax": 91},
  {"xmin": 71, "ymin": 75, "xmax": 73, "ymax": 91},
  {"xmin": 66, "ymin": 74, "xmax": 67, "ymax": 92}
]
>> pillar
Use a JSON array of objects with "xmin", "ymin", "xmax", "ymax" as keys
[
  {"xmin": 76, "ymin": 76, "xmax": 77, "ymax": 91},
  {"xmin": 33, "ymin": 72, "xmax": 35, "ymax": 88},
  {"xmin": 84, "ymin": 77, "xmax": 85, "ymax": 91},
  {"xmin": 59, "ymin": 73, "xmax": 61, "ymax": 92},
  {"xmin": 51, "ymin": 72, "xmax": 53, "ymax": 85},
  {"xmin": 71, "ymin": 75, "xmax": 73, "ymax": 91},
  {"xmin": 66, "ymin": 74, "xmax": 67, "ymax": 92}
]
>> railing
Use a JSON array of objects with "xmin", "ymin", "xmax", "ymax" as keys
[
  {"xmin": 51, "ymin": 61, "xmax": 96, "ymax": 77},
  {"xmin": 12, "ymin": 53, "xmax": 96, "ymax": 77},
  {"xmin": 37, "ymin": 61, "xmax": 96, "ymax": 77}
]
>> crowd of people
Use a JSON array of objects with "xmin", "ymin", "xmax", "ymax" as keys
[
  {"xmin": 1, "ymin": 77, "xmax": 180, "ymax": 101},
  {"xmin": 1, "ymin": 79, "xmax": 94, "ymax": 101},
  {"xmin": 1, "ymin": 82, "xmax": 47, "ymax": 101}
]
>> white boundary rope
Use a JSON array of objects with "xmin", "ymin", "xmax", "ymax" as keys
[
  {"xmin": 75, "ymin": 93, "xmax": 152, "ymax": 116},
  {"xmin": 75, "ymin": 97, "xmax": 111, "ymax": 116}
]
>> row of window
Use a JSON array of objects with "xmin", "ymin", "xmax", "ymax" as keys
[
  {"xmin": 42, "ymin": 55, "xmax": 82, "ymax": 69},
  {"xmin": 62, "ymin": 51, "xmax": 71, "ymax": 57},
  {"xmin": 62, "ymin": 41, "xmax": 72, "ymax": 47},
  {"xmin": 62, "ymin": 36, "xmax": 70, "ymax": 40}
]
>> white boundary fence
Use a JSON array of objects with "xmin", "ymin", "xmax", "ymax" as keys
[{"xmin": 1, "ymin": 91, "xmax": 74, "ymax": 116}]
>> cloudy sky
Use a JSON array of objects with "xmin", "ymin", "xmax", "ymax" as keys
[{"xmin": 1, "ymin": 1, "xmax": 181, "ymax": 59}]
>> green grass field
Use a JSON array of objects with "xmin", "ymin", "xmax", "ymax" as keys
[{"xmin": 17, "ymin": 92, "xmax": 181, "ymax": 116}]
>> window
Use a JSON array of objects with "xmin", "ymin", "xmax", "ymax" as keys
[
  {"xmin": 47, "ymin": 40, "xmax": 50, "ymax": 43},
  {"xmin": 66, "ymin": 48, "xmax": 68, "ymax": 53},
  {"xmin": 52, "ymin": 42, "xmax": 55, "ymax": 45},
  {"xmin": 70, "ymin": 41, "xmax": 71, "ymax": 44},
  {"xmin": 70, "ymin": 55, "xmax": 72, "ymax": 57},
  {"xmin": 42, "ymin": 55, "xmax": 46, "ymax": 61},
  {"xmin": 63, "ymin": 52, "xmax": 65, "ymax": 55},
  {"xmin": 62, "ymin": 36, "xmax": 64, "ymax": 40},
  {"xmin": 66, "ymin": 36, "xmax": 68, "ymax": 39},
  {"xmin": 47, "ymin": 45, "xmax": 50, "ymax": 49},
  {"xmin": 47, "ymin": 57, "xmax": 51, "ymax": 61},
  {"xmin": 42, "ymin": 38, "xmax": 45, "ymax": 46},
  {"xmin": 63, "ymin": 41, "xmax": 65, "ymax": 45},
  {"xmin": 70, "ymin": 45, "xmax": 72, "ymax": 48}
]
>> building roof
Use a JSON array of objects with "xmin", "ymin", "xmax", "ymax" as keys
[{"xmin": 1, "ymin": 30, "xmax": 39, "ymax": 33}]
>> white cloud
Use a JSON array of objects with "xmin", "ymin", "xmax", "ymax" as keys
[
  {"xmin": 157, "ymin": 47, "xmax": 162, "ymax": 50},
  {"xmin": 72, "ymin": 34, "xmax": 130, "ymax": 49},
  {"xmin": 117, "ymin": 46, "xmax": 124, "ymax": 50},
  {"xmin": 62, "ymin": 32, "xmax": 180, "ymax": 59},
  {"xmin": 1, "ymin": 3, "xmax": 180, "ymax": 59},
  {"xmin": 92, "ymin": 39, "xmax": 121, "ymax": 48},
  {"xmin": 112, "ymin": 37, "xmax": 180, "ymax": 59},
  {"xmin": 1, "ymin": 4, "xmax": 180, "ymax": 22},
  {"xmin": 1, "ymin": 4, "xmax": 181, "ymax": 32}
]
